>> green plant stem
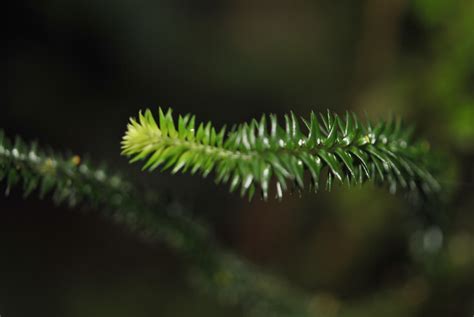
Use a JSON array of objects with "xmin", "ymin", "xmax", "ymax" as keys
[{"xmin": 122, "ymin": 108, "xmax": 440, "ymax": 200}]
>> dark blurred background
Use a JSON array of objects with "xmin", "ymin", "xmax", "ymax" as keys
[{"xmin": 2, "ymin": 0, "xmax": 474, "ymax": 316}]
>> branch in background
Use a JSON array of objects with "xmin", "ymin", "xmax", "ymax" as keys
[
  {"xmin": 122, "ymin": 108, "xmax": 440, "ymax": 200},
  {"xmin": 0, "ymin": 130, "xmax": 316, "ymax": 317}
]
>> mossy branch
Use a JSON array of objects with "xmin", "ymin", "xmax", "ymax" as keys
[{"xmin": 122, "ymin": 108, "xmax": 440, "ymax": 200}]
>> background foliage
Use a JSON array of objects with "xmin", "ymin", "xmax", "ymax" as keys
[{"xmin": 3, "ymin": 0, "xmax": 474, "ymax": 316}]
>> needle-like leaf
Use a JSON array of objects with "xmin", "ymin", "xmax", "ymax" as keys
[{"xmin": 122, "ymin": 108, "xmax": 441, "ymax": 200}]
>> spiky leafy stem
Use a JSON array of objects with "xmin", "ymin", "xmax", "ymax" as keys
[
  {"xmin": 122, "ymin": 108, "xmax": 440, "ymax": 200},
  {"xmin": 0, "ymin": 130, "xmax": 316, "ymax": 317}
]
